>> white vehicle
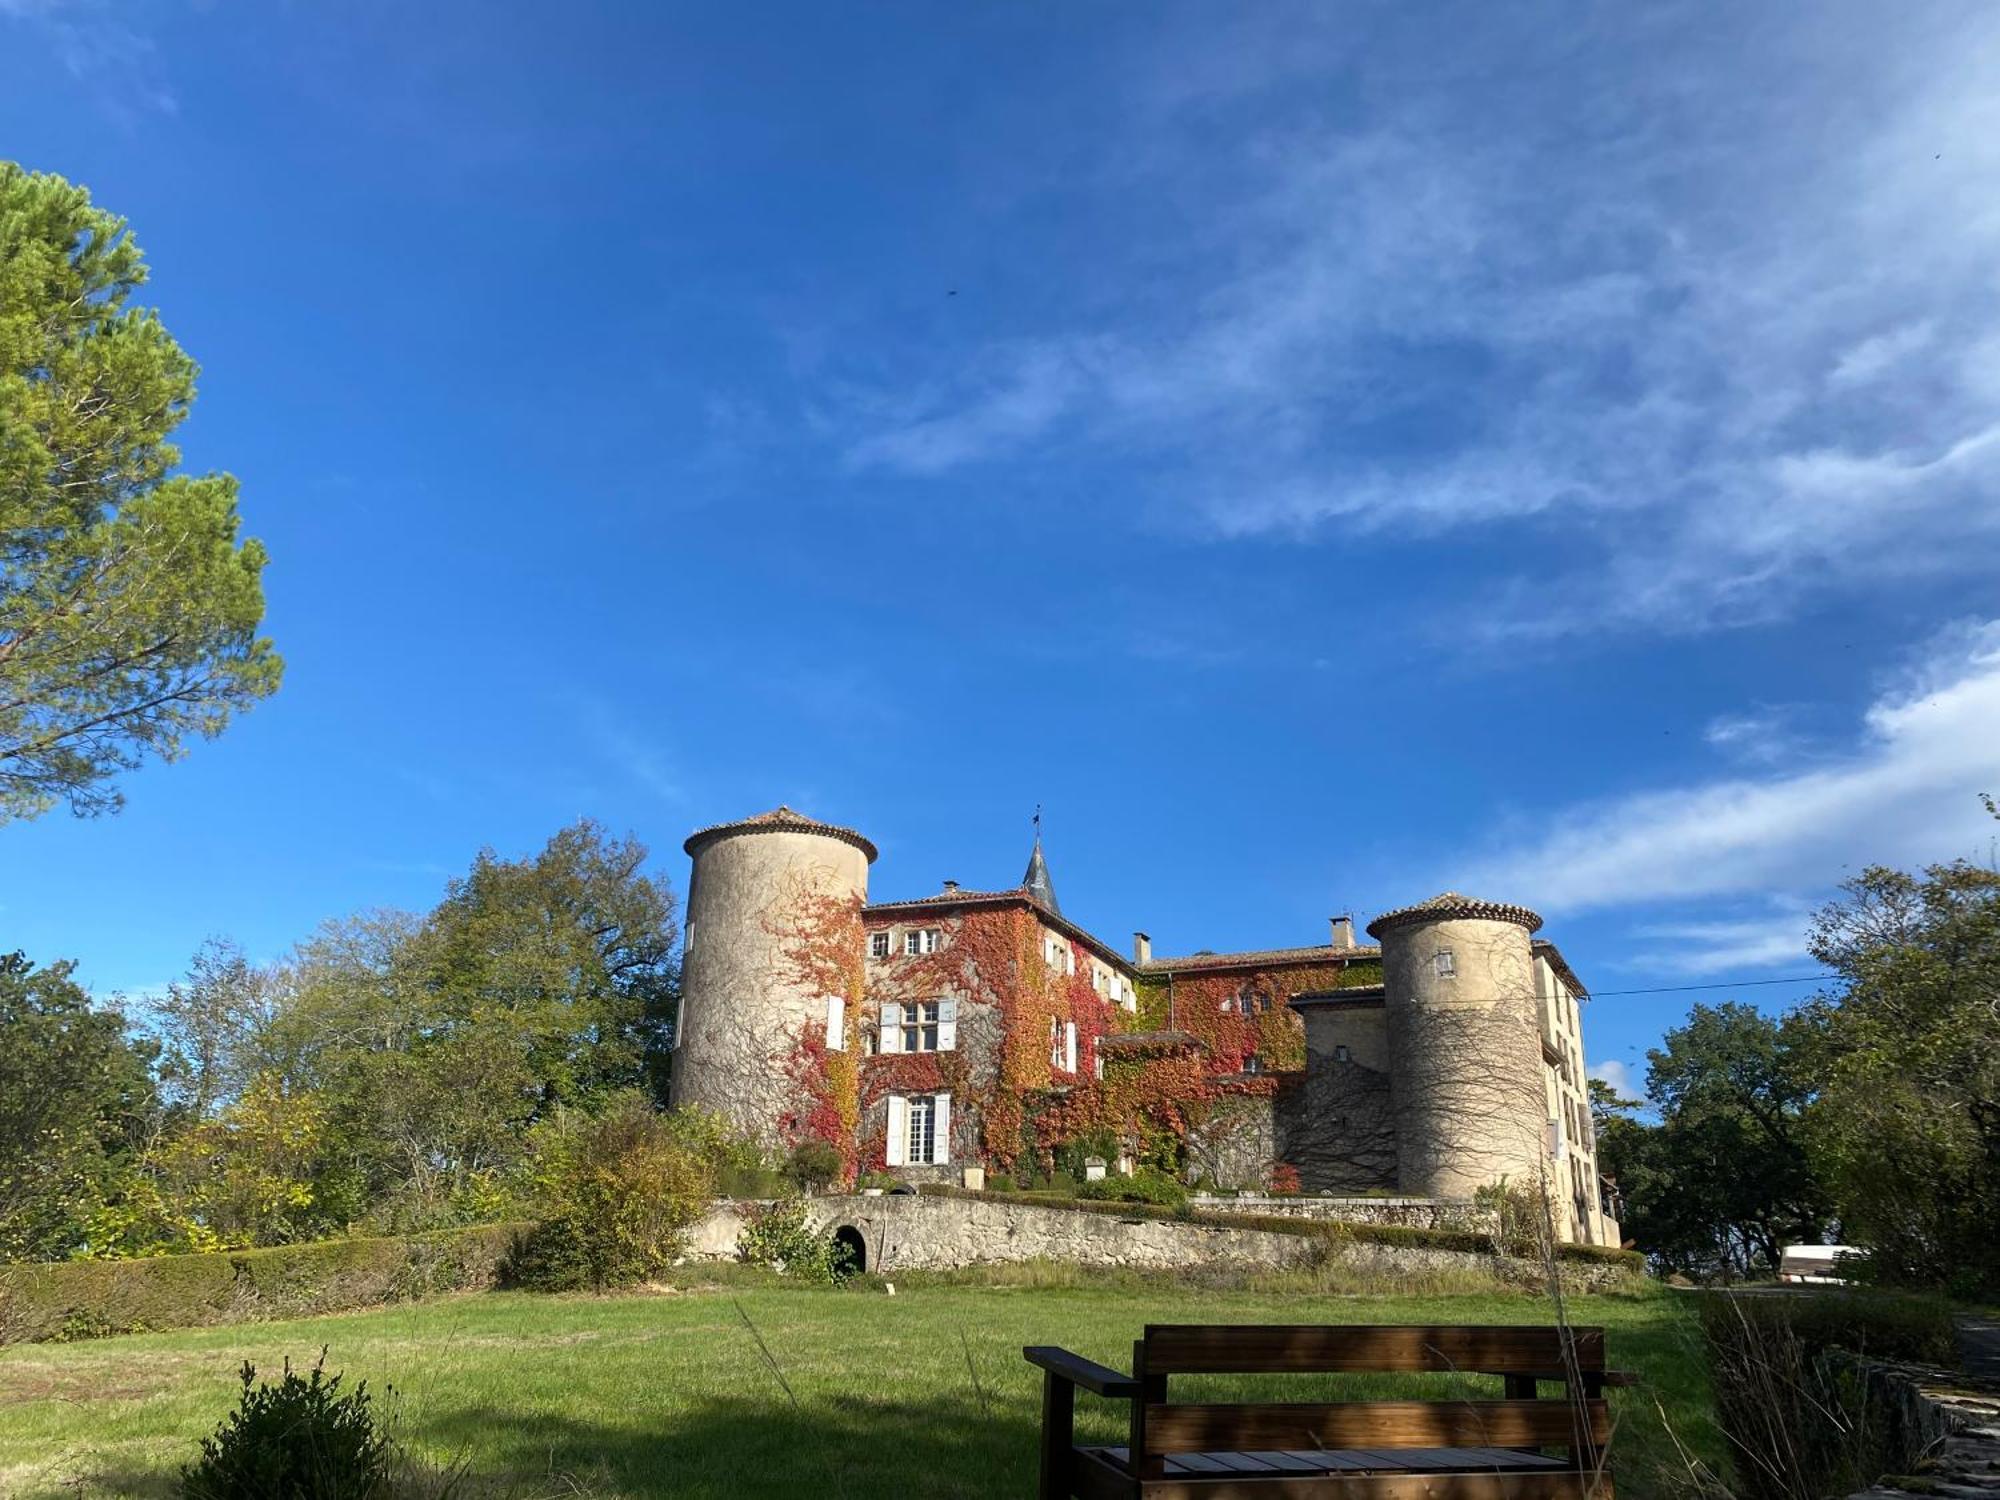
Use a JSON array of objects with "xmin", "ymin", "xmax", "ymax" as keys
[{"xmin": 1778, "ymin": 1244, "xmax": 1863, "ymax": 1284}]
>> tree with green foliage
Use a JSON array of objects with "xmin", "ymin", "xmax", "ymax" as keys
[
  {"xmin": 162, "ymin": 821, "xmax": 684, "ymax": 1235},
  {"xmin": 1597, "ymin": 1003, "xmax": 1829, "ymax": 1280},
  {"xmin": 410, "ymin": 818, "xmax": 681, "ymax": 1112},
  {"xmin": 153, "ymin": 936, "xmax": 274, "ymax": 1120},
  {"xmin": 0, "ymin": 951, "xmax": 159, "ymax": 1260},
  {"xmin": 0, "ymin": 161, "xmax": 280, "ymax": 823},
  {"xmin": 1801, "ymin": 857, "xmax": 2000, "ymax": 1293}
]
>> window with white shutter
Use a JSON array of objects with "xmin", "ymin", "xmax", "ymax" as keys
[
  {"xmin": 936, "ymin": 998, "xmax": 957, "ymax": 1052},
  {"xmin": 886, "ymin": 1095, "xmax": 908, "ymax": 1166},
  {"xmin": 825, "ymin": 995, "xmax": 846, "ymax": 1050},
  {"xmin": 932, "ymin": 1092, "xmax": 951, "ymax": 1164},
  {"xmin": 904, "ymin": 928, "xmax": 939, "ymax": 956},
  {"xmin": 1063, "ymin": 1021, "xmax": 1077, "ymax": 1074},
  {"xmin": 870, "ymin": 931, "xmax": 891, "ymax": 959},
  {"xmin": 1049, "ymin": 1019, "xmax": 1062, "ymax": 1069},
  {"xmin": 878, "ymin": 1001, "xmax": 902, "ymax": 1054}
]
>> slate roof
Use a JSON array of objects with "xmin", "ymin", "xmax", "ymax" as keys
[
  {"xmin": 1288, "ymin": 985, "xmax": 1388, "ymax": 1009},
  {"xmin": 1022, "ymin": 835, "xmax": 1060, "ymax": 915}
]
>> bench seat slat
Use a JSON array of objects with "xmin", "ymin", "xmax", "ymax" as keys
[
  {"xmin": 1088, "ymin": 1447, "xmax": 1577, "ymax": 1477},
  {"xmin": 1141, "ymin": 1325, "xmax": 1605, "ymax": 1377},
  {"xmin": 1080, "ymin": 1449, "xmax": 1600, "ymax": 1497},
  {"xmin": 1143, "ymin": 1399, "xmax": 1607, "ymax": 1454},
  {"xmin": 1210, "ymin": 1453, "xmax": 1282, "ymax": 1473}
]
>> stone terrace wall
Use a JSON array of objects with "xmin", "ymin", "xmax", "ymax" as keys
[
  {"xmin": 681, "ymin": 1194, "xmax": 1637, "ymax": 1291},
  {"xmin": 1189, "ymin": 1195, "xmax": 1496, "ymax": 1233}
]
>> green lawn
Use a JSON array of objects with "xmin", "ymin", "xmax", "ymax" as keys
[{"xmin": 0, "ymin": 1271, "xmax": 1721, "ymax": 1498}]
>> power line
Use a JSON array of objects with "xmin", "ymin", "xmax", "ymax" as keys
[{"xmin": 1583, "ymin": 974, "xmax": 1834, "ymax": 999}]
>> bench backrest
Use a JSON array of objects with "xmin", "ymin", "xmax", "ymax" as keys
[
  {"xmin": 1142, "ymin": 1323, "xmax": 1605, "ymax": 1379},
  {"xmin": 1132, "ymin": 1324, "xmax": 1609, "ymax": 1463}
]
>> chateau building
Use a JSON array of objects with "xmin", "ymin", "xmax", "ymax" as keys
[{"xmin": 671, "ymin": 806, "xmax": 1617, "ymax": 1245}]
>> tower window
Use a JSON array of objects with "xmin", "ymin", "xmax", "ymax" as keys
[
  {"xmin": 1333, "ymin": 1044, "xmax": 1351, "ymax": 1063},
  {"xmin": 1434, "ymin": 948, "xmax": 1457, "ymax": 978},
  {"xmin": 905, "ymin": 928, "xmax": 940, "ymax": 956},
  {"xmin": 870, "ymin": 931, "xmax": 891, "ymax": 959}
]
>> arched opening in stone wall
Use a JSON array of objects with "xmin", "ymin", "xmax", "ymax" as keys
[{"xmin": 831, "ymin": 1224, "xmax": 867, "ymax": 1278}]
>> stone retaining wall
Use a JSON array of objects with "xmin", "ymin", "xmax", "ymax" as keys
[
  {"xmin": 687, "ymin": 1195, "xmax": 1634, "ymax": 1291},
  {"xmin": 1188, "ymin": 1195, "xmax": 1495, "ymax": 1232},
  {"xmin": 1832, "ymin": 1356, "xmax": 2000, "ymax": 1498}
]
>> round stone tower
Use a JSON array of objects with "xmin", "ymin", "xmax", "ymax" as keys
[
  {"xmin": 673, "ymin": 806, "xmax": 875, "ymax": 1148},
  {"xmin": 1367, "ymin": 893, "xmax": 1548, "ymax": 1201}
]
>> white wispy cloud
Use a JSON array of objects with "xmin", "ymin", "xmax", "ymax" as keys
[
  {"xmin": 1458, "ymin": 619, "xmax": 2000, "ymax": 912},
  {"xmin": 1628, "ymin": 906, "xmax": 1816, "ymax": 977},
  {"xmin": 1587, "ymin": 1059, "xmax": 1638, "ymax": 1100},
  {"xmin": 1702, "ymin": 707, "xmax": 1807, "ymax": 768},
  {"xmin": 576, "ymin": 698, "xmax": 684, "ymax": 803},
  {"xmin": 2, "ymin": 0, "xmax": 178, "ymax": 116},
  {"xmin": 818, "ymin": 7, "xmax": 2000, "ymax": 639}
]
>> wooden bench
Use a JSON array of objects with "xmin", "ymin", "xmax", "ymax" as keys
[{"xmin": 1024, "ymin": 1324, "xmax": 1632, "ymax": 1498}]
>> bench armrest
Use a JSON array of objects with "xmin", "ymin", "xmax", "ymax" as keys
[{"xmin": 1024, "ymin": 1346, "xmax": 1138, "ymax": 1397}]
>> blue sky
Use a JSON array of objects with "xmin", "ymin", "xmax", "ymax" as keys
[{"xmin": 5, "ymin": 1, "xmax": 1999, "ymax": 1097}]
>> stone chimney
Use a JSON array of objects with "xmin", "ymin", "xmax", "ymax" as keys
[
  {"xmin": 1133, "ymin": 931, "xmax": 1152, "ymax": 964},
  {"xmin": 1330, "ymin": 914, "xmax": 1355, "ymax": 948},
  {"xmin": 942, "ymin": 880, "xmax": 960, "ymax": 894}
]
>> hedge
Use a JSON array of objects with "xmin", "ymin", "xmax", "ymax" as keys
[
  {"xmin": 0, "ymin": 1223, "xmax": 528, "ymax": 1345},
  {"xmin": 916, "ymin": 1185, "xmax": 1646, "ymax": 1273}
]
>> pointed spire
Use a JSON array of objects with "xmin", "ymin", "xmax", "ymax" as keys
[{"xmin": 1023, "ymin": 806, "xmax": 1061, "ymax": 914}]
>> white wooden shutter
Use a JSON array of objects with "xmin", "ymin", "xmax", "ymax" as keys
[
  {"xmin": 886, "ymin": 1095, "xmax": 908, "ymax": 1166},
  {"xmin": 826, "ymin": 995, "xmax": 845, "ymax": 1050},
  {"xmin": 1064, "ymin": 1021, "xmax": 1077, "ymax": 1074},
  {"xmin": 878, "ymin": 1001, "xmax": 901, "ymax": 1054},
  {"xmin": 937, "ymin": 997, "xmax": 957, "ymax": 1052},
  {"xmin": 933, "ymin": 1092, "xmax": 951, "ymax": 1165}
]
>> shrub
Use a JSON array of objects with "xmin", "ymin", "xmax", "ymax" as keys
[
  {"xmin": 1266, "ymin": 1163, "xmax": 1302, "ymax": 1196},
  {"xmin": 737, "ymin": 1197, "xmax": 837, "ymax": 1282},
  {"xmin": 662, "ymin": 1105, "xmax": 785, "ymax": 1198},
  {"xmin": 180, "ymin": 1352, "xmax": 391, "ymax": 1500},
  {"xmin": 1077, "ymin": 1167, "xmax": 1187, "ymax": 1209},
  {"xmin": 0, "ymin": 1224, "xmax": 522, "ymax": 1345},
  {"xmin": 784, "ymin": 1139, "xmax": 844, "ymax": 1193},
  {"xmin": 1474, "ymin": 1178, "xmax": 1551, "ymax": 1259},
  {"xmin": 511, "ymin": 1094, "xmax": 713, "ymax": 1292}
]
